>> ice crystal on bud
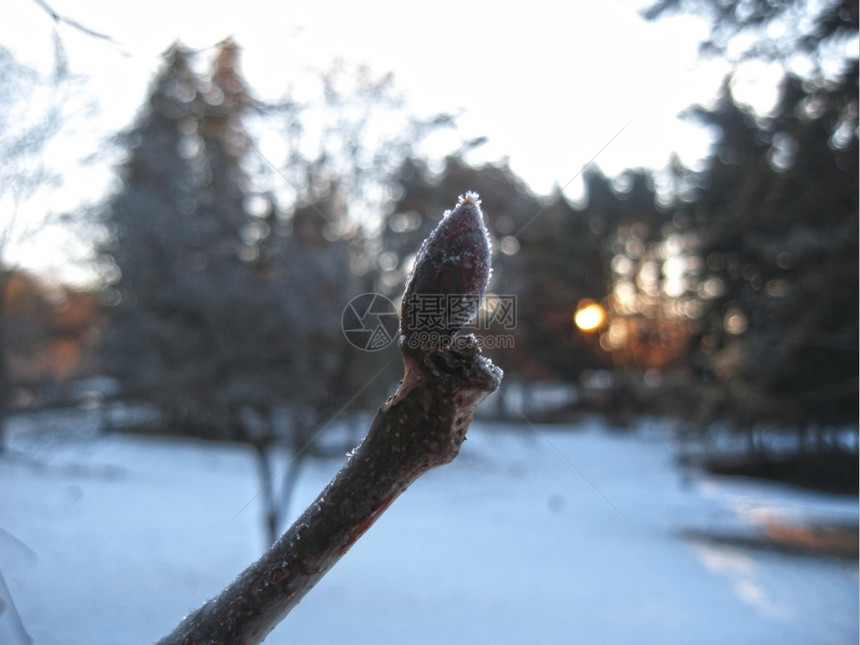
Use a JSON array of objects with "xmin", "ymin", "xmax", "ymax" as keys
[
  {"xmin": 400, "ymin": 191, "xmax": 492, "ymax": 350},
  {"xmin": 459, "ymin": 191, "xmax": 481, "ymax": 206}
]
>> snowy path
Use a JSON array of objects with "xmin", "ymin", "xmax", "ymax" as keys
[{"xmin": 1, "ymin": 420, "xmax": 856, "ymax": 644}]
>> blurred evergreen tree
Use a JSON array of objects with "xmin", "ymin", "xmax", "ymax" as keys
[
  {"xmin": 98, "ymin": 41, "xmax": 379, "ymax": 541},
  {"xmin": 642, "ymin": 0, "xmax": 858, "ymax": 68},
  {"xmin": 99, "ymin": 41, "xmax": 273, "ymax": 438},
  {"xmin": 641, "ymin": 0, "xmax": 857, "ymax": 488},
  {"xmin": 682, "ymin": 66, "xmax": 858, "ymax": 442}
]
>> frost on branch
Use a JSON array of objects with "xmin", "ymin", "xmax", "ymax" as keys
[{"xmin": 400, "ymin": 191, "xmax": 492, "ymax": 352}]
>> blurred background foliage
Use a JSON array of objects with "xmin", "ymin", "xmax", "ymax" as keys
[{"xmin": 1, "ymin": 0, "xmax": 856, "ymax": 529}]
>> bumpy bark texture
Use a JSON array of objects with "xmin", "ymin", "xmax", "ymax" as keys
[{"xmin": 159, "ymin": 193, "xmax": 501, "ymax": 645}]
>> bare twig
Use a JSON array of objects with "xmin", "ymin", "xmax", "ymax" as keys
[
  {"xmin": 158, "ymin": 193, "xmax": 501, "ymax": 644},
  {"xmin": 32, "ymin": 0, "xmax": 116, "ymax": 42}
]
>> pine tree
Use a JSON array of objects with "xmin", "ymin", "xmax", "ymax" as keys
[
  {"xmin": 99, "ymin": 42, "xmax": 265, "ymax": 436},
  {"xmin": 681, "ymin": 66, "xmax": 858, "ymax": 462},
  {"xmin": 99, "ymin": 41, "xmax": 415, "ymax": 541}
]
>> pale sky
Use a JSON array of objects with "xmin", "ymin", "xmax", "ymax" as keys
[{"xmin": 3, "ymin": 0, "xmax": 749, "ymax": 284}]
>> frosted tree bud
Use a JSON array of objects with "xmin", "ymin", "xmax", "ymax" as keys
[{"xmin": 400, "ymin": 192, "xmax": 492, "ymax": 352}]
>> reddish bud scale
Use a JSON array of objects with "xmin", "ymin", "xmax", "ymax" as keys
[{"xmin": 400, "ymin": 192, "xmax": 492, "ymax": 351}]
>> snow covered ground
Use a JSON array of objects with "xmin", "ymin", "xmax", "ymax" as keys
[{"xmin": 1, "ymin": 415, "xmax": 857, "ymax": 644}]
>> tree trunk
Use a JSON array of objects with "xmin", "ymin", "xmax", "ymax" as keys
[
  {"xmin": 250, "ymin": 442, "xmax": 278, "ymax": 546},
  {"xmin": 276, "ymin": 454, "xmax": 304, "ymax": 539}
]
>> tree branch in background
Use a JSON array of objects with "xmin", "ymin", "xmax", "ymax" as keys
[
  {"xmin": 158, "ymin": 193, "xmax": 502, "ymax": 645},
  {"xmin": 32, "ymin": 0, "xmax": 116, "ymax": 42}
]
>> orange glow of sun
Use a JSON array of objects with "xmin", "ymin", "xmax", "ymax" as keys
[{"xmin": 574, "ymin": 300, "xmax": 607, "ymax": 332}]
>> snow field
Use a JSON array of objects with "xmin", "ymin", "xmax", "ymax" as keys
[{"xmin": 1, "ymin": 419, "xmax": 856, "ymax": 644}]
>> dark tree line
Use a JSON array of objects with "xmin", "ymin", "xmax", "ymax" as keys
[
  {"xmin": 376, "ymin": 53, "xmax": 857, "ymax": 477},
  {"xmin": 92, "ymin": 0, "xmax": 856, "ymax": 528},
  {"xmin": 679, "ymin": 67, "xmax": 858, "ymax": 436},
  {"xmin": 631, "ymin": 0, "xmax": 858, "ymax": 485}
]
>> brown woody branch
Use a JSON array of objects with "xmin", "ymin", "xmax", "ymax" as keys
[{"xmin": 158, "ymin": 193, "xmax": 501, "ymax": 644}]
